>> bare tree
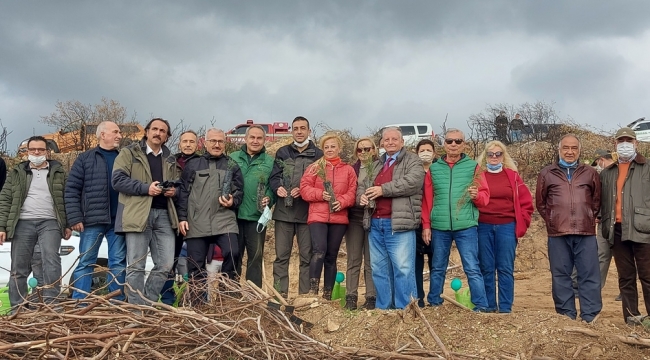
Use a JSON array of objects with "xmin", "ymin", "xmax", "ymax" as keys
[
  {"xmin": 0, "ymin": 120, "xmax": 11, "ymax": 156},
  {"xmin": 40, "ymin": 98, "xmax": 139, "ymax": 152}
]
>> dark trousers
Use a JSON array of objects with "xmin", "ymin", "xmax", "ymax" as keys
[
  {"xmin": 415, "ymin": 225, "xmax": 433, "ymax": 307},
  {"xmin": 611, "ymin": 223, "xmax": 650, "ymax": 321},
  {"xmin": 186, "ymin": 234, "xmax": 239, "ymax": 280},
  {"xmin": 548, "ymin": 235, "xmax": 602, "ymax": 322},
  {"xmin": 273, "ymin": 220, "xmax": 311, "ymax": 295},
  {"xmin": 309, "ymin": 223, "xmax": 347, "ymax": 291},
  {"xmin": 236, "ymin": 219, "xmax": 266, "ymax": 287},
  {"xmin": 160, "ymin": 233, "xmax": 185, "ymax": 305}
]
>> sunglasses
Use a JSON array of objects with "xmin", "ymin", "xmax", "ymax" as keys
[
  {"xmin": 356, "ymin": 147, "xmax": 373, "ymax": 153},
  {"xmin": 487, "ymin": 151, "xmax": 503, "ymax": 158},
  {"xmin": 444, "ymin": 139, "xmax": 464, "ymax": 145}
]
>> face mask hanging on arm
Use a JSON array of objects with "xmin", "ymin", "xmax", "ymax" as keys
[{"xmin": 257, "ymin": 206, "xmax": 273, "ymax": 233}]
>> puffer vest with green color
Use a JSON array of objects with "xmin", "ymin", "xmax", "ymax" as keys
[{"xmin": 429, "ymin": 154, "xmax": 479, "ymax": 231}]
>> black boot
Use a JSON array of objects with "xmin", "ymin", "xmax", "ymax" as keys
[
  {"xmin": 345, "ymin": 294, "xmax": 358, "ymax": 310},
  {"xmin": 361, "ymin": 296, "xmax": 376, "ymax": 310},
  {"xmin": 309, "ymin": 278, "xmax": 319, "ymax": 295},
  {"xmin": 322, "ymin": 287, "xmax": 333, "ymax": 301}
]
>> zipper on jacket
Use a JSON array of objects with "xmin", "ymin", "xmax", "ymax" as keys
[{"xmin": 448, "ymin": 165, "xmax": 454, "ymax": 232}]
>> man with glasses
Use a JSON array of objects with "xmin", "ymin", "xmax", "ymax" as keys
[
  {"xmin": 0, "ymin": 136, "xmax": 71, "ymax": 309},
  {"xmin": 600, "ymin": 127, "xmax": 650, "ymax": 324},
  {"xmin": 66, "ymin": 121, "xmax": 127, "ymax": 301},
  {"xmin": 536, "ymin": 134, "xmax": 601, "ymax": 323},
  {"xmin": 112, "ymin": 118, "xmax": 180, "ymax": 305},
  {"xmin": 422, "ymin": 129, "xmax": 491, "ymax": 311},
  {"xmin": 359, "ymin": 127, "xmax": 424, "ymax": 309},
  {"xmin": 269, "ymin": 116, "xmax": 323, "ymax": 297},
  {"xmin": 177, "ymin": 128, "xmax": 243, "ymax": 291}
]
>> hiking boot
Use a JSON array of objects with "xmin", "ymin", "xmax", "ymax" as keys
[
  {"xmin": 615, "ymin": 293, "xmax": 622, "ymax": 301},
  {"xmin": 322, "ymin": 287, "xmax": 332, "ymax": 301},
  {"xmin": 309, "ymin": 278, "xmax": 319, "ymax": 295},
  {"xmin": 344, "ymin": 294, "xmax": 358, "ymax": 310},
  {"xmin": 361, "ymin": 296, "xmax": 376, "ymax": 310}
]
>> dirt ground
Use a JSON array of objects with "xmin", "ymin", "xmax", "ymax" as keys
[{"xmin": 239, "ymin": 216, "xmax": 650, "ymax": 359}]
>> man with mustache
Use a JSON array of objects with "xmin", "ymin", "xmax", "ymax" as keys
[{"xmin": 112, "ymin": 118, "xmax": 181, "ymax": 306}]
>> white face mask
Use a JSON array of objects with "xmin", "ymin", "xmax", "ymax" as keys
[
  {"xmin": 378, "ymin": 148, "xmax": 386, "ymax": 157},
  {"xmin": 257, "ymin": 205, "xmax": 273, "ymax": 233},
  {"xmin": 294, "ymin": 139, "xmax": 310, "ymax": 148},
  {"xmin": 418, "ymin": 151, "xmax": 433, "ymax": 163},
  {"xmin": 616, "ymin": 142, "xmax": 636, "ymax": 161},
  {"xmin": 28, "ymin": 154, "xmax": 47, "ymax": 166}
]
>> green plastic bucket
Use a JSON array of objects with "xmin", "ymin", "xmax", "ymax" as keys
[{"xmin": 0, "ymin": 287, "xmax": 10, "ymax": 315}]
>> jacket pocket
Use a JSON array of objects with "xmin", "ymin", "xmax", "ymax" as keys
[{"xmin": 633, "ymin": 207, "xmax": 650, "ymax": 234}]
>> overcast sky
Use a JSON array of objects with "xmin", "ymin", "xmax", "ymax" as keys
[{"xmin": 2, "ymin": 1, "xmax": 649, "ymax": 153}]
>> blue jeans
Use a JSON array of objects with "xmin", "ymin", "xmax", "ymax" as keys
[
  {"xmin": 429, "ymin": 227, "xmax": 488, "ymax": 310},
  {"xmin": 510, "ymin": 130, "xmax": 523, "ymax": 142},
  {"xmin": 125, "ymin": 209, "xmax": 175, "ymax": 305},
  {"xmin": 368, "ymin": 218, "xmax": 417, "ymax": 309},
  {"xmin": 478, "ymin": 222, "xmax": 516, "ymax": 312},
  {"xmin": 548, "ymin": 235, "xmax": 602, "ymax": 322},
  {"xmin": 71, "ymin": 222, "xmax": 126, "ymax": 300}
]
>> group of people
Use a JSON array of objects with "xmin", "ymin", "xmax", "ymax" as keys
[
  {"xmin": 495, "ymin": 111, "xmax": 525, "ymax": 143},
  {"xmin": 1, "ymin": 117, "xmax": 648, "ymax": 324}
]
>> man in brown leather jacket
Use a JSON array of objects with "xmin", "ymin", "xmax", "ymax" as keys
[
  {"xmin": 536, "ymin": 134, "xmax": 602, "ymax": 323},
  {"xmin": 600, "ymin": 127, "xmax": 650, "ymax": 324}
]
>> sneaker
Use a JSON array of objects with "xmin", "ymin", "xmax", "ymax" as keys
[
  {"xmin": 615, "ymin": 294, "xmax": 622, "ymax": 301},
  {"xmin": 361, "ymin": 296, "xmax": 376, "ymax": 310},
  {"xmin": 626, "ymin": 315, "xmax": 645, "ymax": 326},
  {"xmin": 344, "ymin": 295, "xmax": 358, "ymax": 310}
]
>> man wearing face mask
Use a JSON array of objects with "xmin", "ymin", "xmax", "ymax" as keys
[
  {"xmin": 600, "ymin": 127, "xmax": 650, "ymax": 324},
  {"xmin": 536, "ymin": 134, "xmax": 601, "ymax": 323},
  {"xmin": 0, "ymin": 136, "xmax": 72, "ymax": 309},
  {"xmin": 269, "ymin": 116, "xmax": 323, "ymax": 297}
]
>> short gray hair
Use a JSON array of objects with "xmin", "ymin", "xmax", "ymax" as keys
[
  {"xmin": 206, "ymin": 128, "xmax": 225, "ymax": 137},
  {"xmin": 558, "ymin": 133, "xmax": 581, "ymax": 150},
  {"xmin": 96, "ymin": 121, "xmax": 115, "ymax": 138},
  {"xmin": 179, "ymin": 130, "xmax": 198, "ymax": 139},
  {"xmin": 245, "ymin": 125, "xmax": 267, "ymax": 137},
  {"xmin": 445, "ymin": 128, "xmax": 465, "ymax": 139},
  {"xmin": 382, "ymin": 126, "xmax": 402, "ymax": 138}
]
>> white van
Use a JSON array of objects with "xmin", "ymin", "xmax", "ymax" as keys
[
  {"xmin": 628, "ymin": 117, "xmax": 650, "ymax": 142},
  {"xmin": 379, "ymin": 123, "xmax": 435, "ymax": 147}
]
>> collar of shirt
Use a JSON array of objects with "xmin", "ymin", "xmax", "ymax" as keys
[
  {"xmin": 386, "ymin": 150, "xmax": 401, "ymax": 164},
  {"xmin": 146, "ymin": 143, "xmax": 163, "ymax": 156},
  {"xmin": 29, "ymin": 161, "xmax": 50, "ymax": 170}
]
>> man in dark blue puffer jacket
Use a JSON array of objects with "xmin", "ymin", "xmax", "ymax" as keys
[{"xmin": 65, "ymin": 121, "xmax": 126, "ymax": 301}]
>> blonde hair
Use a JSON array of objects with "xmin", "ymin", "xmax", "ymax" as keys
[
  {"xmin": 318, "ymin": 132, "xmax": 343, "ymax": 150},
  {"xmin": 353, "ymin": 137, "xmax": 378, "ymax": 160},
  {"xmin": 476, "ymin": 140, "xmax": 518, "ymax": 172}
]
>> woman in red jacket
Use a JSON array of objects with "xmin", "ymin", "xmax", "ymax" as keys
[
  {"xmin": 476, "ymin": 140, "xmax": 534, "ymax": 313},
  {"xmin": 300, "ymin": 133, "xmax": 358, "ymax": 300}
]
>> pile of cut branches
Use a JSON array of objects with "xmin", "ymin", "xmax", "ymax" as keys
[{"xmin": 0, "ymin": 276, "xmax": 374, "ymax": 360}]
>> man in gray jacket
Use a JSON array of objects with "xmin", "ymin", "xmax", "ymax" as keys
[
  {"xmin": 600, "ymin": 127, "xmax": 650, "ymax": 324},
  {"xmin": 359, "ymin": 127, "xmax": 424, "ymax": 309},
  {"xmin": 177, "ymin": 128, "xmax": 243, "ymax": 284}
]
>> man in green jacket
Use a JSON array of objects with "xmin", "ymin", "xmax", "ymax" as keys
[
  {"xmin": 0, "ymin": 136, "xmax": 71, "ymax": 308},
  {"xmin": 230, "ymin": 125, "xmax": 275, "ymax": 287},
  {"xmin": 600, "ymin": 127, "xmax": 650, "ymax": 324},
  {"xmin": 421, "ymin": 128, "xmax": 490, "ymax": 311},
  {"xmin": 112, "ymin": 118, "xmax": 180, "ymax": 305}
]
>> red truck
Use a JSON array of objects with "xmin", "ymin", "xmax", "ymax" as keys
[{"xmin": 225, "ymin": 119, "xmax": 292, "ymax": 144}]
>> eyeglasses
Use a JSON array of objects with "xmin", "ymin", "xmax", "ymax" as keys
[
  {"xmin": 205, "ymin": 139, "xmax": 225, "ymax": 145},
  {"xmin": 487, "ymin": 151, "xmax": 503, "ymax": 158},
  {"xmin": 356, "ymin": 147, "xmax": 373, "ymax": 153},
  {"xmin": 28, "ymin": 148, "xmax": 47, "ymax": 153},
  {"xmin": 444, "ymin": 139, "xmax": 464, "ymax": 145}
]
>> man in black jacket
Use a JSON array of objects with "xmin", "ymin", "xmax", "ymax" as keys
[
  {"xmin": 66, "ymin": 121, "xmax": 126, "ymax": 300},
  {"xmin": 269, "ymin": 116, "xmax": 323, "ymax": 296}
]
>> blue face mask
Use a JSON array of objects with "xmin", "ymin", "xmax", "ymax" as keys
[
  {"xmin": 559, "ymin": 158, "xmax": 578, "ymax": 167},
  {"xmin": 486, "ymin": 162, "xmax": 502, "ymax": 172},
  {"xmin": 257, "ymin": 206, "xmax": 273, "ymax": 233}
]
